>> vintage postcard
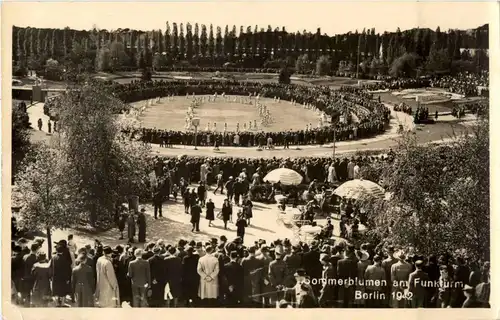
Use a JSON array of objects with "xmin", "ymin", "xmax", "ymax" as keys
[{"xmin": 1, "ymin": 1, "xmax": 497, "ymax": 319}]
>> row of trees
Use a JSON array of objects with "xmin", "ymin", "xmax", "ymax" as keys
[{"xmin": 13, "ymin": 23, "xmax": 489, "ymax": 77}]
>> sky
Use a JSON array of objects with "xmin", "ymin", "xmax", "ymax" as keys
[{"xmin": 3, "ymin": 1, "xmax": 492, "ymax": 35}]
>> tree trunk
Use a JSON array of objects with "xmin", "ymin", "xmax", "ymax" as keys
[{"xmin": 46, "ymin": 227, "xmax": 52, "ymax": 257}]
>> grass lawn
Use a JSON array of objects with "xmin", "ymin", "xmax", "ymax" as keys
[{"xmin": 138, "ymin": 95, "xmax": 321, "ymax": 132}]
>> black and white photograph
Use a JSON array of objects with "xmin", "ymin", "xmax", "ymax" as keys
[{"xmin": 3, "ymin": 1, "xmax": 495, "ymax": 314}]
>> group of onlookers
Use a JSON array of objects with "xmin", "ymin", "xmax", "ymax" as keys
[{"xmin": 11, "ymin": 231, "xmax": 490, "ymax": 308}]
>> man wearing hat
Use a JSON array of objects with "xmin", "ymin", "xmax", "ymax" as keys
[
  {"xmin": 181, "ymin": 246, "xmax": 200, "ymax": 307},
  {"xmin": 71, "ymin": 254, "xmax": 95, "ymax": 307},
  {"xmin": 462, "ymin": 284, "xmax": 484, "ymax": 308},
  {"xmin": 224, "ymin": 251, "xmax": 244, "ymax": 307},
  {"xmin": 20, "ymin": 242, "xmax": 39, "ymax": 306},
  {"xmin": 269, "ymin": 249, "xmax": 287, "ymax": 305},
  {"xmin": 241, "ymin": 246, "xmax": 261, "ymax": 307},
  {"xmin": 164, "ymin": 246, "xmax": 183, "ymax": 307},
  {"xmin": 408, "ymin": 260, "xmax": 429, "ymax": 308},
  {"xmin": 148, "ymin": 246, "xmax": 166, "ymax": 307},
  {"xmin": 49, "ymin": 244, "xmax": 73, "ymax": 307},
  {"xmin": 364, "ymin": 255, "xmax": 386, "ymax": 308},
  {"xmin": 318, "ymin": 253, "xmax": 336, "ymax": 307},
  {"xmin": 128, "ymin": 249, "xmax": 151, "ymax": 307},
  {"xmin": 337, "ymin": 245, "xmax": 358, "ymax": 308},
  {"xmin": 390, "ymin": 250, "xmax": 412, "ymax": 308},
  {"xmin": 381, "ymin": 246, "xmax": 397, "ymax": 307},
  {"xmin": 283, "ymin": 245, "xmax": 302, "ymax": 287}
]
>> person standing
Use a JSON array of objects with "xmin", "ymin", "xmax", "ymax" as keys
[
  {"xmin": 206, "ymin": 198, "xmax": 215, "ymax": 227},
  {"xmin": 148, "ymin": 247, "xmax": 166, "ymax": 307},
  {"xmin": 364, "ymin": 255, "xmax": 386, "ymax": 308},
  {"xmin": 391, "ymin": 251, "xmax": 412, "ymax": 308},
  {"xmin": 268, "ymin": 250, "xmax": 287, "ymax": 306},
  {"xmin": 242, "ymin": 197, "xmax": 253, "ymax": 226},
  {"xmin": 127, "ymin": 211, "xmax": 136, "ymax": 243},
  {"xmin": 95, "ymin": 246, "xmax": 120, "ymax": 308},
  {"xmin": 381, "ymin": 246, "xmax": 397, "ymax": 307},
  {"xmin": 190, "ymin": 201, "xmax": 202, "ymax": 232},
  {"xmin": 224, "ymin": 251, "xmax": 244, "ymax": 307},
  {"xmin": 71, "ymin": 254, "xmax": 95, "ymax": 307},
  {"xmin": 30, "ymin": 252, "xmax": 51, "ymax": 307},
  {"xmin": 221, "ymin": 199, "xmax": 233, "ymax": 229},
  {"xmin": 164, "ymin": 246, "xmax": 183, "ymax": 308},
  {"xmin": 137, "ymin": 208, "xmax": 147, "ymax": 243},
  {"xmin": 153, "ymin": 186, "xmax": 163, "ymax": 219},
  {"xmin": 21, "ymin": 242, "xmax": 39, "ymax": 306},
  {"xmin": 118, "ymin": 212, "xmax": 127, "ymax": 240},
  {"xmin": 235, "ymin": 212, "xmax": 248, "ymax": 242},
  {"xmin": 128, "ymin": 249, "xmax": 151, "ymax": 308},
  {"xmin": 213, "ymin": 171, "xmax": 224, "ymax": 194},
  {"xmin": 337, "ymin": 245, "xmax": 358, "ymax": 308},
  {"xmin": 225, "ymin": 177, "xmax": 235, "ymax": 202},
  {"xmin": 183, "ymin": 188, "xmax": 191, "ymax": 214},
  {"xmin": 197, "ymin": 246, "xmax": 220, "ymax": 307},
  {"xmin": 182, "ymin": 247, "xmax": 200, "ymax": 307},
  {"xmin": 37, "ymin": 118, "xmax": 42, "ymax": 131},
  {"xmin": 408, "ymin": 260, "xmax": 429, "ymax": 308},
  {"xmin": 48, "ymin": 245, "xmax": 72, "ymax": 307},
  {"xmin": 48, "ymin": 121, "xmax": 52, "ymax": 134},
  {"xmin": 198, "ymin": 182, "xmax": 206, "ymax": 207}
]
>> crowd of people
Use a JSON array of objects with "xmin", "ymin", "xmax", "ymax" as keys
[
  {"xmin": 362, "ymin": 72, "xmax": 489, "ymax": 98},
  {"xmin": 362, "ymin": 78, "xmax": 431, "ymax": 91},
  {"xmin": 139, "ymin": 153, "xmax": 392, "ymax": 203},
  {"xmin": 11, "ymin": 229, "xmax": 490, "ymax": 308},
  {"xmin": 44, "ymin": 79, "xmax": 391, "ymax": 147},
  {"xmin": 430, "ymin": 71, "xmax": 489, "ymax": 97}
]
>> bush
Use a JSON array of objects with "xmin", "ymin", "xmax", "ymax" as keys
[{"xmin": 13, "ymin": 66, "xmax": 28, "ymax": 77}]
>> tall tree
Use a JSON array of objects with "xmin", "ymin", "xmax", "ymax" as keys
[
  {"xmin": 55, "ymin": 82, "xmax": 151, "ymax": 227},
  {"xmin": 16, "ymin": 144, "xmax": 76, "ymax": 257},
  {"xmin": 172, "ymin": 23, "xmax": 179, "ymax": 59},
  {"xmin": 200, "ymin": 24, "xmax": 208, "ymax": 57},
  {"xmin": 186, "ymin": 23, "xmax": 193, "ymax": 60},
  {"xmin": 216, "ymin": 26, "xmax": 223, "ymax": 57},
  {"xmin": 193, "ymin": 23, "xmax": 200, "ymax": 57},
  {"xmin": 208, "ymin": 24, "xmax": 215, "ymax": 58},
  {"xmin": 179, "ymin": 23, "xmax": 185, "ymax": 58},
  {"xmin": 164, "ymin": 23, "xmax": 171, "ymax": 55}
]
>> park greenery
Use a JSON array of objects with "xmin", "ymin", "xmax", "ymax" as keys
[
  {"xmin": 13, "ymin": 23, "xmax": 488, "ymax": 79},
  {"xmin": 15, "ymin": 80, "xmax": 151, "ymax": 245},
  {"xmin": 358, "ymin": 119, "xmax": 489, "ymax": 260}
]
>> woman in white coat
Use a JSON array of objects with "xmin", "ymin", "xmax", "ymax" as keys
[
  {"xmin": 95, "ymin": 246, "xmax": 120, "ymax": 308},
  {"xmin": 197, "ymin": 246, "xmax": 220, "ymax": 305}
]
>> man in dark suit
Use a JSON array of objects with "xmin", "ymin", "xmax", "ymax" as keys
[
  {"xmin": 153, "ymin": 186, "xmax": 163, "ymax": 220},
  {"xmin": 21, "ymin": 243, "xmax": 39, "ymax": 306},
  {"xmin": 148, "ymin": 247, "xmax": 166, "ymax": 307},
  {"xmin": 164, "ymin": 246, "xmax": 183, "ymax": 307},
  {"xmin": 190, "ymin": 201, "xmax": 202, "ymax": 232},
  {"xmin": 241, "ymin": 246, "xmax": 261, "ymax": 307},
  {"xmin": 283, "ymin": 245, "xmax": 302, "ymax": 287},
  {"xmin": 337, "ymin": 245, "xmax": 358, "ymax": 308},
  {"xmin": 224, "ymin": 251, "xmax": 244, "ymax": 307},
  {"xmin": 127, "ymin": 249, "xmax": 151, "ymax": 307},
  {"xmin": 301, "ymin": 243, "xmax": 322, "ymax": 295},
  {"xmin": 182, "ymin": 247, "xmax": 200, "ymax": 307}
]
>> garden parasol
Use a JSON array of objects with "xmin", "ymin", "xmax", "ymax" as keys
[
  {"xmin": 333, "ymin": 179, "xmax": 385, "ymax": 200},
  {"xmin": 264, "ymin": 168, "xmax": 303, "ymax": 186}
]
